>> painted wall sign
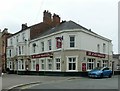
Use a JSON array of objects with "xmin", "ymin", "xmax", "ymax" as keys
[
  {"xmin": 31, "ymin": 52, "xmax": 52, "ymax": 59},
  {"xmin": 86, "ymin": 51, "xmax": 105, "ymax": 58}
]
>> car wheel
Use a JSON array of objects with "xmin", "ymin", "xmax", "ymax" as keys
[{"xmin": 108, "ymin": 73, "xmax": 112, "ymax": 78}]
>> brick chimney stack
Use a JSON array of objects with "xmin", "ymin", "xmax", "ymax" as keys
[
  {"xmin": 43, "ymin": 10, "xmax": 52, "ymax": 25},
  {"xmin": 52, "ymin": 13, "xmax": 60, "ymax": 27}
]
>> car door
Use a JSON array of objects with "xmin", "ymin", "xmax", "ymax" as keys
[{"xmin": 102, "ymin": 68, "xmax": 110, "ymax": 77}]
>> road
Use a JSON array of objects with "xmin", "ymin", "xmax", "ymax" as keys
[
  {"xmin": 21, "ymin": 76, "xmax": 118, "ymax": 89},
  {"xmin": 1, "ymin": 74, "xmax": 118, "ymax": 91}
]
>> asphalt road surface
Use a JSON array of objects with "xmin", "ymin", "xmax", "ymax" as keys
[{"xmin": 20, "ymin": 76, "xmax": 118, "ymax": 90}]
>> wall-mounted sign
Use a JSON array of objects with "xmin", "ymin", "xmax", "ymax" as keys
[
  {"xmin": 86, "ymin": 51, "xmax": 105, "ymax": 58},
  {"xmin": 56, "ymin": 36, "xmax": 63, "ymax": 49},
  {"xmin": 31, "ymin": 52, "xmax": 53, "ymax": 59}
]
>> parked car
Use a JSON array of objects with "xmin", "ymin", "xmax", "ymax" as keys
[{"xmin": 88, "ymin": 67, "xmax": 112, "ymax": 78}]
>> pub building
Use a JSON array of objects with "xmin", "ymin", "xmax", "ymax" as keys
[{"xmin": 6, "ymin": 11, "xmax": 113, "ymax": 76}]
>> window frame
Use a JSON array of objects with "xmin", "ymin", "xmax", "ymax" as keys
[
  {"xmin": 69, "ymin": 35, "xmax": 75, "ymax": 48},
  {"xmin": 48, "ymin": 39, "xmax": 52, "ymax": 50},
  {"xmin": 55, "ymin": 58, "xmax": 61, "ymax": 71},
  {"xmin": 87, "ymin": 58, "xmax": 95, "ymax": 71},
  {"xmin": 67, "ymin": 56, "xmax": 78, "ymax": 72}
]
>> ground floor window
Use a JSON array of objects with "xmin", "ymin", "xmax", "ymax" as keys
[
  {"xmin": 55, "ymin": 58, "xmax": 61, "ymax": 70},
  {"xmin": 41, "ymin": 59, "xmax": 45, "ymax": 70},
  {"xmin": 97, "ymin": 60, "xmax": 101, "ymax": 68},
  {"xmin": 18, "ymin": 60, "xmax": 21, "ymax": 70},
  {"xmin": 32, "ymin": 60, "xmax": 36, "ymax": 70},
  {"xmin": 48, "ymin": 59, "xmax": 52, "ymax": 70},
  {"xmin": 9, "ymin": 61, "xmax": 12, "ymax": 69},
  {"xmin": 102, "ymin": 60, "xmax": 108, "ymax": 67},
  {"xmin": 21, "ymin": 59, "xmax": 24, "ymax": 69},
  {"xmin": 68, "ymin": 57, "xmax": 76, "ymax": 71},
  {"xmin": 87, "ymin": 58, "xmax": 95, "ymax": 70}
]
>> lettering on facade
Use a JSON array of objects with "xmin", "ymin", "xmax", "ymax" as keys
[
  {"xmin": 86, "ymin": 51, "xmax": 105, "ymax": 58},
  {"xmin": 31, "ymin": 52, "xmax": 52, "ymax": 59}
]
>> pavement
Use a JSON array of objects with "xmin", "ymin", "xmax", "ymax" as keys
[{"xmin": 2, "ymin": 74, "xmax": 80, "ymax": 90}]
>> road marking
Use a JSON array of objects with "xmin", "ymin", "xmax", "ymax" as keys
[{"xmin": 20, "ymin": 84, "xmax": 40, "ymax": 89}]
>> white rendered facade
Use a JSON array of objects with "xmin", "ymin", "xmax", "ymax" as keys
[
  {"xmin": 29, "ymin": 28, "xmax": 113, "ymax": 72},
  {"xmin": 6, "ymin": 28, "xmax": 30, "ymax": 71}
]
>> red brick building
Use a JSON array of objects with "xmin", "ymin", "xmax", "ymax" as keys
[{"xmin": 1, "ymin": 28, "xmax": 12, "ymax": 72}]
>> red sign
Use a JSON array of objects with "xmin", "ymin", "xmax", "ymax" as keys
[
  {"xmin": 86, "ymin": 51, "xmax": 105, "ymax": 58},
  {"xmin": 56, "ymin": 37, "xmax": 63, "ymax": 48},
  {"xmin": 31, "ymin": 52, "xmax": 52, "ymax": 59},
  {"xmin": 82, "ymin": 63, "xmax": 86, "ymax": 71}
]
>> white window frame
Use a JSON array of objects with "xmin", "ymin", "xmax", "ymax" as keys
[
  {"xmin": 40, "ymin": 59, "xmax": 45, "ymax": 71},
  {"xmin": 96, "ymin": 60, "xmax": 101, "ymax": 68},
  {"xmin": 54, "ymin": 57, "xmax": 61, "ymax": 71},
  {"xmin": 47, "ymin": 59, "xmax": 52, "ymax": 71},
  {"xmin": 87, "ymin": 58, "xmax": 95, "ymax": 71},
  {"xmin": 41, "ymin": 42, "xmax": 44, "ymax": 51},
  {"xmin": 102, "ymin": 60, "xmax": 108, "ymax": 67},
  {"xmin": 69, "ymin": 35, "xmax": 75, "ymax": 48},
  {"xmin": 10, "ymin": 38, "xmax": 13, "ymax": 45},
  {"xmin": 18, "ymin": 60, "xmax": 22, "ymax": 70},
  {"xmin": 21, "ymin": 59, "xmax": 24, "ymax": 70},
  {"xmin": 66, "ymin": 56, "xmax": 78, "ymax": 72},
  {"xmin": 103, "ymin": 43, "xmax": 106, "ymax": 53},
  {"xmin": 32, "ymin": 60, "xmax": 36, "ymax": 71},
  {"xmin": 9, "ymin": 61, "xmax": 12, "ymax": 70},
  {"xmin": 19, "ymin": 46, "xmax": 21, "ymax": 55},
  {"xmin": 22, "ymin": 32, "xmax": 25, "ymax": 41},
  {"xmin": 48, "ymin": 39, "xmax": 52, "ymax": 50},
  {"xmin": 97, "ymin": 44, "xmax": 100, "ymax": 53}
]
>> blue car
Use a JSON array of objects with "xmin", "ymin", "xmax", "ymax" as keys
[{"xmin": 88, "ymin": 67, "xmax": 112, "ymax": 78}]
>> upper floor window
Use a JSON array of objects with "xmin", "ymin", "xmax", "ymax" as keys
[
  {"xmin": 10, "ymin": 38, "xmax": 13, "ymax": 45},
  {"xmin": 70, "ymin": 36, "xmax": 75, "ymax": 47},
  {"xmin": 41, "ymin": 42, "xmax": 44, "ymax": 51},
  {"xmin": 48, "ymin": 39, "xmax": 52, "ymax": 50},
  {"xmin": 22, "ymin": 33, "xmax": 25, "ymax": 41},
  {"xmin": 16, "ymin": 35, "xmax": 19, "ymax": 43},
  {"xmin": 103, "ymin": 43, "xmax": 106, "ymax": 53},
  {"xmin": 9, "ymin": 50, "xmax": 11, "ymax": 57},
  {"xmin": 97, "ymin": 44, "xmax": 100, "ymax": 52},
  {"xmin": 33, "ymin": 43, "xmax": 36, "ymax": 53},
  {"xmin": 22, "ymin": 46, "xmax": 24, "ymax": 54},
  {"xmin": 19, "ymin": 46, "xmax": 21, "ymax": 55}
]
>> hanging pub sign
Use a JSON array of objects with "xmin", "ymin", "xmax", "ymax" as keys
[
  {"xmin": 31, "ymin": 52, "xmax": 53, "ymax": 59},
  {"xmin": 56, "ymin": 36, "xmax": 63, "ymax": 49},
  {"xmin": 86, "ymin": 51, "xmax": 105, "ymax": 58}
]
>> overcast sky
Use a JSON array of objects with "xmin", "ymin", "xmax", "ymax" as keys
[{"xmin": 0, "ymin": 0, "xmax": 119, "ymax": 53}]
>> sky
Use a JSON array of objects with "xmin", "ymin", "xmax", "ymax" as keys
[{"xmin": 0, "ymin": 0, "xmax": 119, "ymax": 53}]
